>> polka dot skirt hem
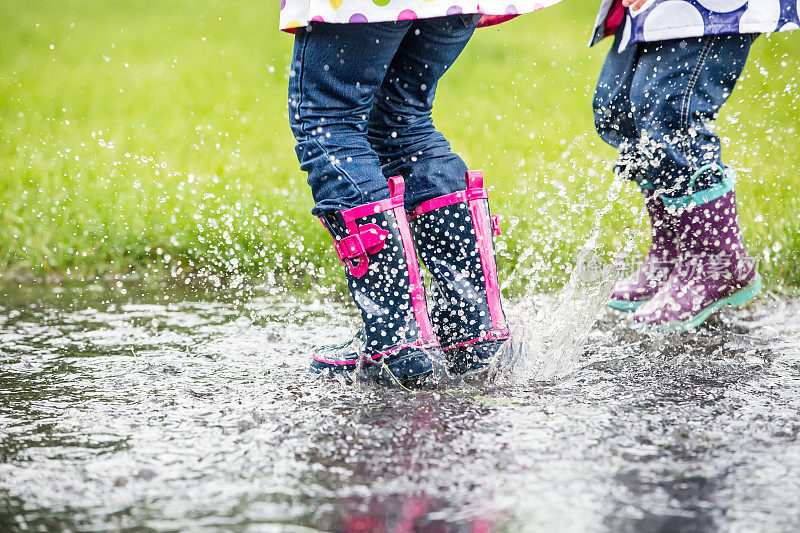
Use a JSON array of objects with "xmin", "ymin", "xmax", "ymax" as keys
[{"xmin": 279, "ymin": 0, "xmax": 561, "ymax": 31}]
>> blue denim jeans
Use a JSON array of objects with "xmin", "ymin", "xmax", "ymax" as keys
[
  {"xmin": 593, "ymin": 24, "xmax": 755, "ymax": 196},
  {"xmin": 288, "ymin": 16, "xmax": 479, "ymax": 216}
]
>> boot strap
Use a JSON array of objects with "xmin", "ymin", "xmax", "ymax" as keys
[{"xmin": 334, "ymin": 223, "xmax": 389, "ymax": 275}]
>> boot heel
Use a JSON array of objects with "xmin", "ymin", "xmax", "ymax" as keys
[{"xmin": 378, "ymin": 348, "xmax": 435, "ymax": 386}]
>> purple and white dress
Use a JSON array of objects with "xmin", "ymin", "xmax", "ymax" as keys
[
  {"xmin": 591, "ymin": 0, "xmax": 800, "ymax": 50},
  {"xmin": 280, "ymin": 0, "xmax": 562, "ymax": 31}
]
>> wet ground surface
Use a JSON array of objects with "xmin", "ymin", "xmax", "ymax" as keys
[{"xmin": 1, "ymin": 283, "xmax": 799, "ymax": 531}]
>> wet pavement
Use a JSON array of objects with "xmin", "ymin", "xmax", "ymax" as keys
[{"xmin": 1, "ymin": 282, "xmax": 799, "ymax": 531}]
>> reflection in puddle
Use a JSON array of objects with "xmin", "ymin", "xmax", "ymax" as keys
[{"xmin": 1, "ymin": 284, "xmax": 799, "ymax": 530}]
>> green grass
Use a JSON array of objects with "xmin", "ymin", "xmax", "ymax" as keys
[{"xmin": 1, "ymin": 1, "xmax": 799, "ymax": 293}]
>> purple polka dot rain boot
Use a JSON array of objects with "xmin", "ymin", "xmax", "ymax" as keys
[
  {"xmin": 408, "ymin": 170, "xmax": 511, "ymax": 374},
  {"xmin": 311, "ymin": 176, "xmax": 444, "ymax": 385},
  {"xmin": 609, "ymin": 187, "xmax": 680, "ymax": 311},
  {"xmin": 633, "ymin": 165, "xmax": 762, "ymax": 331}
]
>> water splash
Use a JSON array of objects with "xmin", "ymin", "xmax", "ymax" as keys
[
  {"xmin": 2, "ymin": 281, "xmax": 799, "ymax": 530},
  {"xmin": 491, "ymin": 169, "xmax": 643, "ymax": 383}
]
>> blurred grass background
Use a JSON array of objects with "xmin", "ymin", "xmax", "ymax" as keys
[{"xmin": 1, "ymin": 0, "xmax": 799, "ymax": 294}]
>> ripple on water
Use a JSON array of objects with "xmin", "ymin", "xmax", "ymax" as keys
[{"xmin": 1, "ymin": 283, "xmax": 799, "ymax": 531}]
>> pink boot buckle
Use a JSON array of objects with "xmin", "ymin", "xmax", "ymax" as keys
[{"xmin": 333, "ymin": 223, "xmax": 389, "ymax": 277}]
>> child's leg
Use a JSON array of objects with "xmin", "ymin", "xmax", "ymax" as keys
[
  {"xmin": 366, "ymin": 16, "xmax": 477, "ymax": 209},
  {"xmin": 592, "ymin": 25, "xmax": 641, "ymax": 180},
  {"xmin": 289, "ymin": 23, "xmax": 443, "ymax": 383},
  {"xmin": 594, "ymin": 26, "xmax": 680, "ymax": 312},
  {"xmin": 629, "ymin": 34, "xmax": 754, "ymax": 195},
  {"xmin": 288, "ymin": 22, "xmax": 409, "ymax": 216},
  {"xmin": 628, "ymin": 34, "xmax": 761, "ymax": 329}
]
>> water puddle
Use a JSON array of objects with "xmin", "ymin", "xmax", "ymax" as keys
[{"xmin": 1, "ymin": 283, "xmax": 799, "ymax": 530}]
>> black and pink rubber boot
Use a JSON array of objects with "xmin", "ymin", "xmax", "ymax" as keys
[
  {"xmin": 311, "ymin": 176, "xmax": 444, "ymax": 385},
  {"xmin": 408, "ymin": 170, "xmax": 511, "ymax": 374}
]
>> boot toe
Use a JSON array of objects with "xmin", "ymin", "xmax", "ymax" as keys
[
  {"xmin": 378, "ymin": 347, "xmax": 438, "ymax": 385},
  {"xmin": 446, "ymin": 339, "xmax": 509, "ymax": 374}
]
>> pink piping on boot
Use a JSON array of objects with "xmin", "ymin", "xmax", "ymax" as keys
[
  {"xmin": 469, "ymin": 193, "xmax": 507, "ymax": 334},
  {"xmin": 319, "ymin": 192, "xmax": 404, "ymax": 277},
  {"xmin": 387, "ymin": 176, "xmax": 438, "ymax": 344},
  {"xmin": 408, "ymin": 187, "xmax": 488, "ymax": 219},
  {"xmin": 341, "ymin": 195, "xmax": 403, "ymax": 225},
  {"xmin": 442, "ymin": 329, "xmax": 509, "ymax": 352},
  {"xmin": 465, "ymin": 171, "xmax": 507, "ymax": 334},
  {"xmin": 312, "ymin": 338, "xmax": 440, "ymax": 366}
]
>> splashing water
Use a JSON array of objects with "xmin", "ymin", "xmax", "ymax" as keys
[
  {"xmin": 2, "ymin": 282, "xmax": 800, "ymax": 531},
  {"xmin": 491, "ymin": 169, "xmax": 642, "ymax": 383}
]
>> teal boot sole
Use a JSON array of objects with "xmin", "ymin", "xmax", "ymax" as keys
[{"xmin": 608, "ymin": 298, "xmax": 648, "ymax": 312}]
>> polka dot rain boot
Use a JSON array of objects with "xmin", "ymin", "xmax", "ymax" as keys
[
  {"xmin": 311, "ymin": 176, "xmax": 444, "ymax": 385},
  {"xmin": 408, "ymin": 170, "xmax": 511, "ymax": 374},
  {"xmin": 608, "ymin": 187, "xmax": 679, "ymax": 312},
  {"xmin": 633, "ymin": 165, "xmax": 762, "ymax": 331}
]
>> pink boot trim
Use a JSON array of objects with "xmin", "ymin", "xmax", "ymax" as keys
[
  {"xmin": 465, "ymin": 171, "xmax": 507, "ymax": 333},
  {"xmin": 320, "ymin": 197, "xmax": 403, "ymax": 278},
  {"xmin": 387, "ymin": 177, "xmax": 437, "ymax": 344},
  {"xmin": 441, "ymin": 329, "xmax": 511, "ymax": 352},
  {"xmin": 312, "ymin": 339, "xmax": 440, "ymax": 366}
]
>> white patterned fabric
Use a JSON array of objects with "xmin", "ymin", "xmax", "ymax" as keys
[
  {"xmin": 280, "ymin": 0, "xmax": 563, "ymax": 31},
  {"xmin": 591, "ymin": 0, "xmax": 800, "ymax": 49}
]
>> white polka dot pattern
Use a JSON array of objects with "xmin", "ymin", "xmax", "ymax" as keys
[
  {"xmin": 632, "ymin": 187, "xmax": 758, "ymax": 325},
  {"xmin": 642, "ymin": 1, "xmax": 705, "ymax": 42},
  {"xmin": 413, "ymin": 202, "xmax": 491, "ymax": 347},
  {"xmin": 279, "ymin": 0, "xmax": 562, "ymax": 31},
  {"xmin": 409, "ymin": 191, "xmax": 510, "ymax": 372},
  {"xmin": 323, "ymin": 209, "xmax": 424, "ymax": 356},
  {"xmin": 697, "ymin": 0, "xmax": 747, "ymax": 11},
  {"xmin": 739, "ymin": 0, "xmax": 782, "ymax": 32},
  {"xmin": 591, "ymin": 0, "xmax": 800, "ymax": 49}
]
